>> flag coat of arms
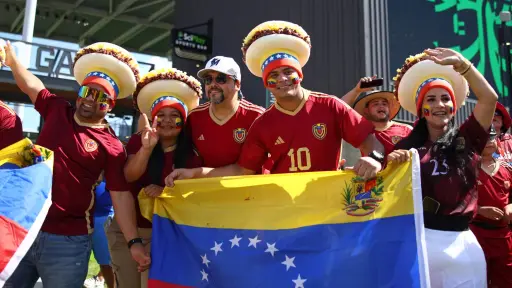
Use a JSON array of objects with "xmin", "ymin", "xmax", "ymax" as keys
[
  {"xmin": 0, "ymin": 139, "xmax": 53, "ymax": 287},
  {"xmin": 140, "ymin": 149, "xmax": 429, "ymax": 288}
]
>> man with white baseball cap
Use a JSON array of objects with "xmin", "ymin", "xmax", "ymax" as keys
[{"xmin": 184, "ymin": 56, "xmax": 267, "ymax": 171}]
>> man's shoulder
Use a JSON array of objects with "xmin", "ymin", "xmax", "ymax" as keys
[
  {"xmin": 239, "ymin": 99, "xmax": 266, "ymax": 115},
  {"xmin": 391, "ymin": 121, "xmax": 413, "ymax": 131},
  {"xmin": 189, "ymin": 102, "xmax": 210, "ymax": 117}
]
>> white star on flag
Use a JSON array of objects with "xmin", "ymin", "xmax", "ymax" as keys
[
  {"xmin": 276, "ymin": 54, "xmax": 282, "ymax": 58},
  {"xmin": 106, "ymin": 76, "xmax": 111, "ymax": 81},
  {"xmin": 282, "ymin": 255, "xmax": 296, "ymax": 271},
  {"xmin": 100, "ymin": 73, "xmax": 105, "ymax": 77},
  {"xmin": 93, "ymin": 72, "xmax": 98, "ymax": 75},
  {"xmin": 200, "ymin": 269, "xmax": 209, "ymax": 282},
  {"xmin": 211, "ymin": 241, "xmax": 223, "ymax": 256},
  {"xmin": 270, "ymin": 56, "xmax": 274, "ymax": 60},
  {"xmin": 292, "ymin": 274, "xmax": 307, "ymax": 288},
  {"xmin": 264, "ymin": 60, "xmax": 268, "ymax": 65},
  {"xmin": 248, "ymin": 235, "xmax": 261, "ymax": 248},
  {"xmin": 265, "ymin": 242, "xmax": 279, "ymax": 257},
  {"xmin": 201, "ymin": 254, "xmax": 210, "ymax": 267},
  {"xmin": 229, "ymin": 235, "xmax": 242, "ymax": 248}
]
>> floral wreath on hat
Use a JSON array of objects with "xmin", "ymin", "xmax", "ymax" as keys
[
  {"xmin": 241, "ymin": 21, "xmax": 311, "ymax": 87},
  {"xmin": 393, "ymin": 52, "xmax": 469, "ymax": 118},
  {"xmin": 73, "ymin": 42, "xmax": 141, "ymax": 103},
  {"xmin": 133, "ymin": 68, "xmax": 202, "ymax": 124}
]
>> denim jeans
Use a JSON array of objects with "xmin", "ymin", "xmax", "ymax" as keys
[{"xmin": 4, "ymin": 231, "xmax": 92, "ymax": 288}]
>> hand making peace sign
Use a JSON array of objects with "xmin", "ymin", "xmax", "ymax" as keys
[{"xmin": 140, "ymin": 113, "xmax": 159, "ymax": 150}]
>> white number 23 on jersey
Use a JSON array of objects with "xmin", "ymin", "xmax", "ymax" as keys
[{"xmin": 430, "ymin": 159, "xmax": 448, "ymax": 176}]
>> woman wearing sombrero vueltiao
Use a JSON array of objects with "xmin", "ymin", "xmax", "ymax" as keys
[
  {"xmin": 106, "ymin": 68, "xmax": 201, "ymax": 288},
  {"xmin": 392, "ymin": 47, "xmax": 498, "ymax": 287},
  {"xmin": 1, "ymin": 40, "xmax": 139, "ymax": 287}
]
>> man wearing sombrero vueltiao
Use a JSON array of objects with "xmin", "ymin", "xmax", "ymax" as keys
[
  {"xmin": 165, "ymin": 21, "xmax": 385, "ymax": 186},
  {"xmin": 107, "ymin": 68, "xmax": 202, "ymax": 288},
  {"xmin": 342, "ymin": 77, "xmax": 412, "ymax": 157},
  {"xmin": 2, "ymin": 40, "xmax": 139, "ymax": 288}
]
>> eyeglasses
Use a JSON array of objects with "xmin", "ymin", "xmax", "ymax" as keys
[
  {"xmin": 78, "ymin": 86, "xmax": 114, "ymax": 104},
  {"xmin": 203, "ymin": 74, "xmax": 235, "ymax": 85}
]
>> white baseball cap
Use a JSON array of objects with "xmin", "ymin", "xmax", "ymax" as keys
[{"xmin": 197, "ymin": 56, "xmax": 242, "ymax": 82}]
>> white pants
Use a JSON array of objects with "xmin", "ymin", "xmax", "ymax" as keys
[{"xmin": 425, "ymin": 228, "xmax": 487, "ymax": 288}]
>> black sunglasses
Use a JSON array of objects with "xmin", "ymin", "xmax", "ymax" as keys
[{"xmin": 203, "ymin": 74, "xmax": 235, "ymax": 85}]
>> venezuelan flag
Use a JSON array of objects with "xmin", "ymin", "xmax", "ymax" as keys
[
  {"xmin": 0, "ymin": 139, "xmax": 53, "ymax": 287},
  {"xmin": 140, "ymin": 150, "xmax": 428, "ymax": 288}
]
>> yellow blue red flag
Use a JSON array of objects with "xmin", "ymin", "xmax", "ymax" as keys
[
  {"xmin": 140, "ymin": 150, "xmax": 428, "ymax": 288},
  {"xmin": 0, "ymin": 139, "xmax": 53, "ymax": 287}
]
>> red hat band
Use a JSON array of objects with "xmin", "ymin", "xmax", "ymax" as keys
[{"xmin": 415, "ymin": 78, "xmax": 456, "ymax": 117}]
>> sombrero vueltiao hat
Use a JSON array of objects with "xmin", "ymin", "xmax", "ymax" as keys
[
  {"xmin": 393, "ymin": 52, "xmax": 469, "ymax": 117},
  {"xmin": 73, "ymin": 42, "xmax": 141, "ymax": 103},
  {"xmin": 242, "ymin": 21, "xmax": 311, "ymax": 87},
  {"xmin": 353, "ymin": 91, "xmax": 401, "ymax": 120},
  {"xmin": 495, "ymin": 102, "xmax": 511, "ymax": 131},
  {"xmin": 133, "ymin": 68, "xmax": 202, "ymax": 123}
]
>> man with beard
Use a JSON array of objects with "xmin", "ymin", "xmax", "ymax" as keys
[
  {"xmin": 185, "ymin": 56, "xmax": 266, "ymax": 169},
  {"xmin": 2, "ymin": 40, "xmax": 145, "ymax": 288},
  {"xmin": 342, "ymin": 78, "xmax": 412, "ymax": 156},
  {"xmin": 493, "ymin": 102, "xmax": 512, "ymax": 164},
  {"xmin": 165, "ymin": 21, "xmax": 385, "ymax": 186}
]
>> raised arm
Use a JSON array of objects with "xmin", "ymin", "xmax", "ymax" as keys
[
  {"xmin": 425, "ymin": 48, "xmax": 498, "ymax": 129},
  {"xmin": 124, "ymin": 114, "xmax": 158, "ymax": 183},
  {"xmin": 340, "ymin": 76, "xmax": 376, "ymax": 106},
  {"xmin": 2, "ymin": 40, "xmax": 45, "ymax": 104}
]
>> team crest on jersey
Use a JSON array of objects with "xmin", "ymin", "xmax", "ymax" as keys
[
  {"xmin": 233, "ymin": 128, "xmax": 247, "ymax": 144},
  {"xmin": 391, "ymin": 135, "xmax": 402, "ymax": 144},
  {"xmin": 505, "ymin": 181, "xmax": 511, "ymax": 189},
  {"xmin": 342, "ymin": 176, "xmax": 384, "ymax": 216},
  {"xmin": 312, "ymin": 123, "xmax": 327, "ymax": 140},
  {"xmin": 84, "ymin": 138, "xmax": 98, "ymax": 152}
]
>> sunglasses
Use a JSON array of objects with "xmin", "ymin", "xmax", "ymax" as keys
[
  {"xmin": 78, "ymin": 86, "xmax": 114, "ymax": 105},
  {"xmin": 203, "ymin": 74, "xmax": 235, "ymax": 85}
]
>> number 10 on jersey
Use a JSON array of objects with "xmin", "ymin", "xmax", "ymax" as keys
[{"xmin": 288, "ymin": 147, "xmax": 312, "ymax": 172}]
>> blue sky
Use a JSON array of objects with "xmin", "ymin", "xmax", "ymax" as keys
[{"xmin": 0, "ymin": 31, "xmax": 172, "ymax": 134}]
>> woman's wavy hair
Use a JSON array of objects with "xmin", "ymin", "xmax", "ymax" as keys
[
  {"xmin": 395, "ymin": 117, "xmax": 477, "ymax": 191},
  {"xmin": 393, "ymin": 52, "xmax": 478, "ymax": 191},
  {"xmin": 147, "ymin": 118, "xmax": 194, "ymax": 185}
]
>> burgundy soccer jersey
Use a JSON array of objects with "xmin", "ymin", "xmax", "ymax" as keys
[
  {"xmin": 472, "ymin": 161, "xmax": 512, "ymax": 233},
  {"xmin": 362, "ymin": 121, "xmax": 412, "ymax": 156},
  {"xmin": 238, "ymin": 90, "xmax": 375, "ymax": 174},
  {"xmin": 187, "ymin": 99, "xmax": 265, "ymax": 168},
  {"xmin": 0, "ymin": 100, "xmax": 23, "ymax": 150},
  {"xmin": 126, "ymin": 133, "xmax": 175, "ymax": 228},
  {"xmin": 498, "ymin": 133, "xmax": 512, "ymax": 164},
  {"xmin": 35, "ymin": 89, "xmax": 130, "ymax": 235},
  {"xmin": 415, "ymin": 114, "xmax": 488, "ymax": 218}
]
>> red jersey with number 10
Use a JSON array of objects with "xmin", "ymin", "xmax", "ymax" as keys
[
  {"xmin": 187, "ymin": 99, "xmax": 265, "ymax": 168},
  {"xmin": 238, "ymin": 89, "xmax": 375, "ymax": 174}
]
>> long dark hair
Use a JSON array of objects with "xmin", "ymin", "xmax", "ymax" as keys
[
  {"xmin": 147, "ymin": 121, "xmax": 194, "ymax": 185},
  {"xmin": 395, "ymin": 117, "xmax": 477, "ymax": 190}
]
